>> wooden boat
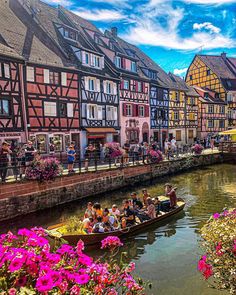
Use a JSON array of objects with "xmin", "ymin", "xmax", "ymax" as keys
[{"xmin": 47, "ymin": 198, "xmax": 185, "ymax": 246}]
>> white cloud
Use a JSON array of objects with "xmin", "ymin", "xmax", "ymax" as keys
[
  {"xmin": 73, "ymin": 8, "xmax": 125, "ymax": 21},
  {"xmin": 173, "ymin": 68, "xmax": 188, "ymax": 76},
  {"xmin": 193, "ymin": 22, "xmax": 221, "ymax": 34},
  {"xmin": 121, "ymin": 1, "xmax": 235, "ymax": 50},
  {"xmin": 43, "ymin": 0, "xmax": 72, "ymax": 7},
  {"xmin": 88, "ymin": 0, "xmax": 132, "ymax": 8},
  {"xmin": 182, "ymin": 0, "xmax": 235, "ymax": 4}
]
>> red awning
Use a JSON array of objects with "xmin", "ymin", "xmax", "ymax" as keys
[
  {"xmin": 88, "ymin": 135, "xmax": 106, "ymax": 139},
  {"xmin": 86, "ymin": 128, "xmax": 117, "ymax": 134}
]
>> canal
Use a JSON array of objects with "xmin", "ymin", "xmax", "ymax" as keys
[{"xmin": 1, "ymin": 163, "xmax": 236, "ymax": 295}]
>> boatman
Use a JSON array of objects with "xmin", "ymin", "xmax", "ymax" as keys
[{"xmin": 164, "ymin": 183, "xmax": 177, "ymax": 209}]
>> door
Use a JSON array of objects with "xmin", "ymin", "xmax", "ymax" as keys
[{"xmin": 143, "ymin": 132, "xmax": 148, "ymax": 143}]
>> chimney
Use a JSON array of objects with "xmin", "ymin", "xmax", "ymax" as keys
[
  {"xmin": 221, "ymin": 52, "xmax": 227, "ymax": 60},
  {"xmin": 111, "ymin": 27, "xmax": 118, "ymax": 37}
]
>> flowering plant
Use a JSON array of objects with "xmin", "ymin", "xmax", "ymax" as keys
[
  {"xmin": 0, "ymin": 228, "xmax": 147, "ymax": 294},
  {"xmin": 25, "ymin": 158, "xmax": 63, "ymax": 182},
  {"xmin": 198, "ymin": 209, "xmax": 236, "ymax": 293},
  {"xmin": 192, "ymin": 144, "xmax": 203, "ymax": 155},
  {"xmin": 148, "ymin": 149, "xmax": 163, "ymax": 163},
  {"xmin": 104, "ymin": 142, "xmax": 122, "ymax": 159}
]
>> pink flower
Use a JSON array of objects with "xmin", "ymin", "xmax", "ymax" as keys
[
  {"xmin": 73, "ymin": 273, "xmax": 90, "ymax": 285},
  {"xmin": 78, "ymin": 254, "xmax": 93, "ymax": 266},
  {"xmin": 36, "ymin": 275, "xmax": 54, "ymax": 292},
  {"xmin": 70, "ymin": 285, "xmax": 81, "ymax": 295},
  {"xmin": 57, "ymin": 244, "xmax": 74, "ymax": 255},
  {"xmin": 213, "ymin": 213, "xmax": 220, "ymax": 219},
  {"xmin": 9, "ymin": 257, "xmax": 24, "ymax": 272},
  {"xmin": 76, "ymin": 240, "xmax": 84, "ymax": 255},
  {"xmin": 203, "ymin": 265, "xmax": 213, "ymax": 279},
  {"xmin": 101, "ymin": 236, "xmax": 123, "ymax": 250},
  {"xmin": 59, "ymin": 281, "xmax": 69, "ymax": 293},
  {"xmin": 8, "ymin": 288, "xmax": 17, "ymax": 295},
  {"xmin": 198, "ymin": 259, "xmax": 206, "ymax": 272}
]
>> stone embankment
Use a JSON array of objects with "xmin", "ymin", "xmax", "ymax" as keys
[{"xmin": 0, "ymin": 153, "xmax": 229, "ymax": 221}]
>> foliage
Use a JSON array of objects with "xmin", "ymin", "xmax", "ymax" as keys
[
  {"xmin": 104, "ymin": 142, "xmax": 122, "ymax": 159},
  {"xmin": 0, "ymin": 227, "xmax": 147, "ymax": 294},
  {"xmin": 25, "ymin": 158, "xmax": 63, "ymax": 182},
  {"xmin": 192, "ymin": 144, "xmax": 203, "ymax": 155},
  {"xmin": 148, "ymin": 149, "xmax": 163, "ymax": 163},
  {"xmin": 198, "ymin": 209, "xmax": 236, "ymax": 294},
  {"xmin": 57, "ymin": 217, "xmax": 86, "ymax": 235}
]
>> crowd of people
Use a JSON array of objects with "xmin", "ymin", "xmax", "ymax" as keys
[{"xmin": 82, "ymin": 185, "xmax": 177, "ymax": 234}]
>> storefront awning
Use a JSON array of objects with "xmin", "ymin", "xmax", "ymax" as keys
[
  {"xmin": 219, "ymin": 129, "xmax": 236, "ymax": 135},
  {"xmin": 85, "ymin": 128, "xmax": 117, "ymax": 134}
]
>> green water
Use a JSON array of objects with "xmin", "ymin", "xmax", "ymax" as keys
[{"xmin": 2, "ymin": 164, "xmax": 236, "ymax": 295}]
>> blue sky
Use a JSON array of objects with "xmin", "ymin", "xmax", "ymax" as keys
[{"xmin": 46, "ymin": 0, "xmax": 236, "ymax": 77}]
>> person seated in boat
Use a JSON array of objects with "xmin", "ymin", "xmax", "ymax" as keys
[
  {"xmin": 164, "ymin": 183, "xmax": 177, "ymax": 210},
  {"xmin": 84, "ymin": 202, "xmax": 95, "ymax": 219},
  {"xmin": 153, "ymin": 197, "xmax": 161, "ymax": 214},
  {"xmin": 144, "ymin": 198, "xmax": 156, "ymax": 219},
  {"xmin": 103, "ymin": 208, "xmax": 120, "ymax": 231},
  {"xmin": 93, "ymin": 203, "xmax": 103, "ymax": 220},
  {"xmin": 92, "ymin": 216, "xmax": 107, "ymax": 233},
  {"xmin": 82, "ymin": 217, "xmax": 94, "ymax": 234},
  {"xmin": 142, "ymin": 189, "xmax": 151, "ymax": 207},
  {"xmin": 122, "ymin": 200, "xmax": 136, "ymax": 227},
  {"xmin": 109, "ymin": 204, "xmax": 121, "ymax": 219},
  {"xmin": 130, "ymin": 192, "xmax": 143, "ymax": 210}
]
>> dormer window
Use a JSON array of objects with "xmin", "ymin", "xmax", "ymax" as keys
[
  {"xmin": 149, "ymin": 70, "xmax": 157, "ymax": 79},
  {"xmin": 93, "ymin": 56, "xmax": 100, "ymax": 68},
  {"xmin": 131, "ymin": 61, "xmax": 136, "ymax": 72},
  {"xmin": 204, "ymin": 93, "xmax": 209, "ymax": 99},
  {"xmin": 206, "ymin": 69, "xmax": 211, "ymax": 76},
  {"xmin": 63, "ymin": 28, "xmax": 77, "ymax": 41},
  {"xmin": 115, "ymin": 56, "xmax": 121, "ymax": 68},
  {"xmin": 125, "ymin": 49, "xmax": 135, "ymax": 58},
  {"xmin": 109, "ymin": 41, "xmax": 115, "ymax": 50},
  {"xmin": 81, "ymin": 51, "xmax": 104, "ymax": 69}
]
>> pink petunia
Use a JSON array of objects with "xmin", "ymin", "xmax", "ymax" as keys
[
  {"xmin": 213, "ymin": 213, "xmax": 220, "ymax": 219},
  {"xmin": 9, "ymin": 257, "xmax": 24, "ymax": 272},
  {"xmin": 73, "ymin": 273, "xmax": 90, "ymax": 285},
  {"xmin": 8, "ymin": 288, "xmax": 17, "ymax": 295},
  {"xmin": 76, "ymin": 240, "xmax": 84, "ymax": 255},
  {"xmin": 36, "ymin": 275, "xmax": 54, "ymax": 292}
]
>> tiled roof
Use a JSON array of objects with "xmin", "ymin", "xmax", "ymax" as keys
[
  {"xmin": 194, "ymin": 86, "xmax": 226, "ymax": 104},
  {"xmin": 198, "ymin": 54, "xmax": 236, "ymax": 90},
  {"xmin": 0, "ymin": 0, "xmax": 74, "ymax": 68}
]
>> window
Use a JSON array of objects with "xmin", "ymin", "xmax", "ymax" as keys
[
  {"xmin": 137, "ymin": 82, "xmax": 142, "ymax": 92},
  {"xmin": 123, "ymin": 80, "xmax": 129, "ymax": 90},
  {"xmin": 64, "ymin": 28, "xmax": 77, "ymax": 41},
  {"xmin": 188, "ymin": 130, "xmax": 193, "ymax": 139},
  {"xmin": 208, "ymin": 105, "xmax": 214, "ymax": 113},
  {"xmin": 27, "ymin": 66, "xmax": 35, "ymax": 82},
  {"xmin": 35, "ymin": 134, "xmax": 47, "ymax": 153},
  {"xmin": 131, "ymin": 61, "xmax": 136, "ymax": 72},
  {"xmin": 0, "ymin": 63, "xmax": 10, "ymax": 78},
  {"xmin": 175, "ymin": 92, "xmax": 179, "ymax": 101},
  {"xmin": 189, "ymin": 113, "xmax": 195, "ymax": 121},
  {"xmin": 59, "ymin": 102, "xmax": 67, "ymax": 117},
  {"xmin": 94, "ymin": 35, "xmax": 99, "ymax": 44},
  {"xmin": 109, "ymin": 41, "xmax": 115, "ymax": 50},
  {"xmin": 208, "ymin": 120, "xmax": 213, "ymax": 128},
  {"xmin": 87, "ymin": 104, "xmax": 96, "ymax": 120},
  {"xmin": 93, "ymin": 56, "xmax": 100, "ymax": 68},
  {"xmin": 115, "ymin": 56, "xmax": 121, "ymax": 68},
  {"xmin": 44, "ymin": 101, "xmax": 57, "ymax": 117},
  {"xmin": 176, "ymin": 130, "xmax": 181, "ymax": 141},
  {"xmin": 227, "ymin": 93, "xmax": 233, "ymax": 102},
  {"xmin": 206, "ymin": 69, "xmax": 211, "ymax": 76},
  {"xmin": 149, "ymin": 70, "xmax": 157, "ymax": 79},
  {"xmin": 50, "ymin": 134, "xmax": 63, "ymax": 152},
  {"xmin": 174, "ymin": 111, "xmax": 179, "ymax": 121},
  {"xmin": 0, "ymin": 99, "xmax": 11, "ymax": 116},
  {"xmin": 49, "ymin": 71, "xmax": 59, "ymax": 84},
  {"xmin": 190, "ymin": 75, "xmax": 193, "ymax": 80},
  {"xmin": 219, "ymin": 106, "xmax": 225, "ymax": 114},
  {"xmin": 81, "ymin": 52, "xmax": 89, "ymax": 65},
  {"xmin": 139, "ymin": 105, "xmax": 145, "ymax": 117},
  {"xmin": 204, "ymin": 93, "xmax": 209, "ymax": 99},
  {"xmin": 126, "ymin": 104, "xmax": 132, "ymax": 116},
  {"xmin": 106, "ymin": 81, "xmax": 112, "ymax": 94},
  {"xmin": 219, "ymin": 120, "xmax": 225, "ymax": 128},
  {"xmin": 67, "ymin": 103, "xmax": 73, "ymax": 117},
  {"xmin": 89, "ymin": 79, "xmax": 95, "ymax": 91},
  {"xmin": 190, "ymin": 97, "xmax": 195, "ymax": 105},
  {"xmin": 107, "ymin": 106, "xmax": 117, "ymax": 120}
]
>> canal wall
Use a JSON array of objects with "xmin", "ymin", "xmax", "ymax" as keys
[{"xmin": 0, "ymin": 153, "xmax": 227, "ymax": 221}]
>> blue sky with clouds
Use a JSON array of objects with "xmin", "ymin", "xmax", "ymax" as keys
[{"xmin": 46, "ymin": 0, "xmax": 236, "ymax": 77}]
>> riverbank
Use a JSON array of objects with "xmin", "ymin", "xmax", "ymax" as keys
[{"xmin": 0, "ymin": 152, "xmax": 231, "ymax": 222}]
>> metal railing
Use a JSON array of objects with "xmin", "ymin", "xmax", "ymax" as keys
[{"xmin": 218, "ymin": 141, "xmax": 236, "ymax": 153}]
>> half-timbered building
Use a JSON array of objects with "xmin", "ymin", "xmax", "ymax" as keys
[
  {"xmin": 168, "ymin": 73, "xmax": 198, "ymax": 144},
  {"xmin": 55, "ymin": 7, "xmax": 120, "ymax": 152},
  {"xmin": 186, "ymin": 53, "xmax": 236, "ymax": 128},
  {"xmin": 194, "ymin": 86, "xmax": 228, "ymax": 139},
  {"xmin": 0, "ymin": 0, "xmax": 80, "ymax": 153},
  {"xmin": 0, "ymin": 44, "xmax": 25, "ymax": 146}
]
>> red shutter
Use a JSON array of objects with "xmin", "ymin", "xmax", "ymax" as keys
[
  {"xmin": 135, "ymin": 81, "xmax": 139, "ymax": 92},
  {"xmin": 121, "ymin": 80, "xmax": 124, "ymax": 90},
  {"xmin": 123, "ymin": 103, "xmax": 127, "ymax": 116},
  {"xmin": 132, "ymin": 104, "xmax": 137, "ymax": 117},
  {"xmin": 122, "ymin": 58, "xmax": 126, "ymax": 69},
  {"xmin": 145, "ymin": 105, "xmax": 149, "ymax": 117}
]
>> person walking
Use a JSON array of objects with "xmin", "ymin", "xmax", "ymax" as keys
[
  {"xmin": 0, "ymin": 142, "xmax": 12, "ymax": 182},
  {"xmin": 67, "ymin": 144, "xmax": 76, "ymax": 173},
  {"xmin": 25, "ymin": 141, "xmax": 36, "ymax": 167},
  {"xmin": 123, "ymin": 140, "xmax": 130, "ymax": 166},
  {"xmin": 210, "ymin": 137, "xmax": 215, "ymax": 152}
]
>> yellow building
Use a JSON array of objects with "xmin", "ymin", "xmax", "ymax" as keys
[
  {"xmin": 168, "ymin": 73, "xmax": 198, "ymax": 145},
  {"xmin": 186, "ymin": 53, "xmax": 236, "ymax": 128}
]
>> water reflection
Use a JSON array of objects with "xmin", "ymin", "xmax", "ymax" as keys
[{"xmin": 1, "ymin": 164, "xmax": 235, "ymax": 295}]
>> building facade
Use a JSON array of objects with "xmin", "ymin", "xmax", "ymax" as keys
[
  {"xmin": 168, "ymin": 73, "xmax": 198, "ymax": 145},
  {"xmin": 186, "ymin": 53, "xmax": 236, "ymax": 128},
  {"xmin": 194, "ymin": 87, "xmax": 228, "ymax": 139}
]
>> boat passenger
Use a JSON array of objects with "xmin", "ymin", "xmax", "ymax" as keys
[
  {"xmin": 122, "ymin": 200, "xmax": 136, "ymax": 227},
  {"xmin": 82, "ymin": 217, "xmax": 94, "ymax": 234},
  {"xmin": 142, "ymin": 189, "xmax": 151, "ymax": 207},
  {"xmin": 144, "ymin": 198, "xmax": 156, "ymax": 219},
  {"xmin": 92, "ymin": 217, "xmax": 106, "ymax": 233},
  {"xmin": 164, "ymin": 183, "xmax": 177, "ymax": 209},
  {"xmin": 84, "ymin": 202, "xmax": 94, "ymax": 219},
  {"xmin": 93, "ymin": 203, "xmax": 103, "ymax": 219},
  {"xmin": 153, "ymin": 197, "xmax": 161, "ymax": 214},
  {"xmin": 103, "ymin": 208, "xmax": 120, "ymax": 231},
  {"xmin": 130, "ymin": 192, "xmax": 143, "ymax": 210},
  {"xmin": 109, "ymin": 204, "xmax": 120, "ymax": 219}
]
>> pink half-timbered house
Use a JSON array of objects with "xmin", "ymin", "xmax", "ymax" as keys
[{"xmin": 194, "ymin": 86, "xmax": 228, "ymax": 139}]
